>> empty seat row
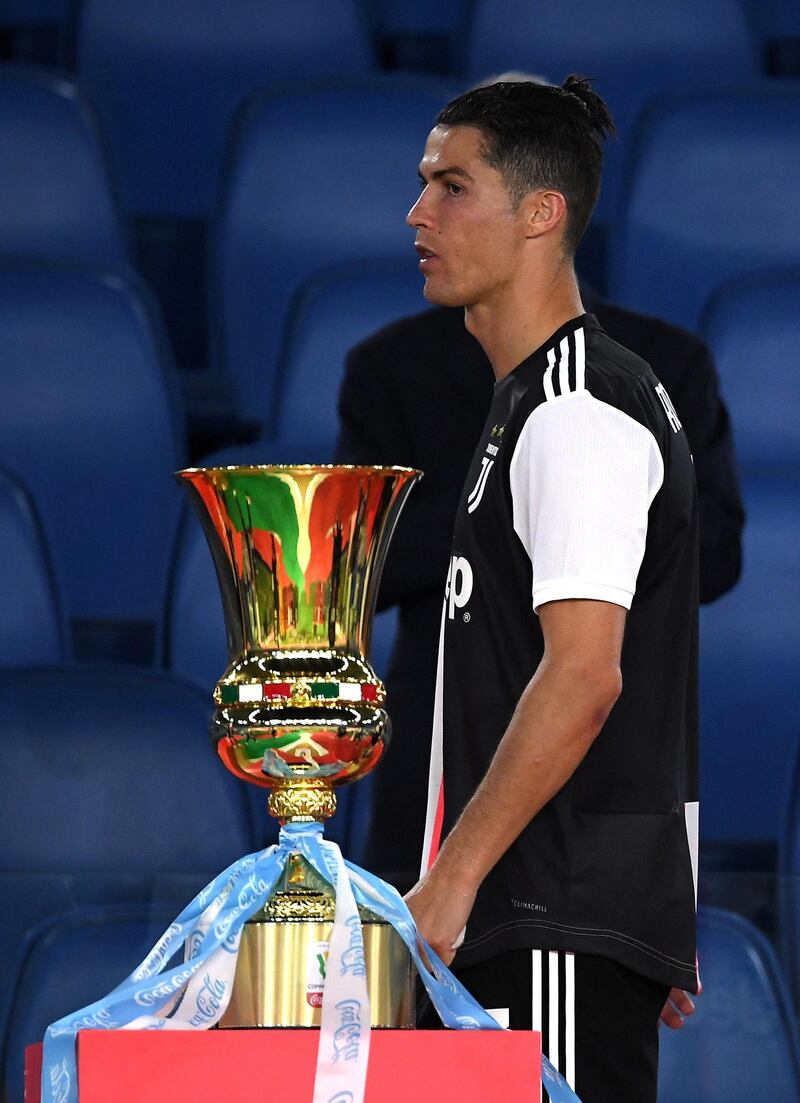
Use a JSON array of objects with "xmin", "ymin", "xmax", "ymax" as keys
[
  {"xmin": 0, "ymin": 665, "xmax": 260, "ymax": 1094},
  {"xmin": 0, "ymin": 260, "xmax": 184, "ymax": 663},
  {"xmin": 4, "ymin": 65, "xmax": 800, "ymax": 435},
  {"xmin": 0, "ymin": 657, "xmax": 379, "ymax": 1099},
  {"xmin": 1, "ymin": 259, "xmax": 797, "ymax": 639}
]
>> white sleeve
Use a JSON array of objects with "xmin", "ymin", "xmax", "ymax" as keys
[{"xmin": 509, "ymin": 391, "xmax": 664, "ymax": 612}]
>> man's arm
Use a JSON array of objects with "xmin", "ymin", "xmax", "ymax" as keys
[
  {"xmin": 593, "ymin": 302, "xmax": 744, "ymax": 603},
  {"xmin": 674, "ymin": 341, "xmax": 745, "ymax": 604},
  {"xmin": 406, "ymin": 597, "xmax": 625, "ymax": 965}
]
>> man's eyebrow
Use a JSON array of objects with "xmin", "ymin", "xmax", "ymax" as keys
[{"xmin": 418, "ymin": 165, "xmax": 475, "ymax": 183}]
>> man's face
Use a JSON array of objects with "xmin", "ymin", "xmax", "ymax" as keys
[{"xmin": 407, "ymin": 124, "xmax": 525, "ymax": 308}]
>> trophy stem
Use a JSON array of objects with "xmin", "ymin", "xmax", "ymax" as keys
[{"xmin": 268, "ymin": 782, "xmax": 338, "ymax": 824}]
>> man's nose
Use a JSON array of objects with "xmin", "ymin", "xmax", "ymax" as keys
[{"xmin": 406, "ymin": 188, "xmax": 432, "ymax": 229}]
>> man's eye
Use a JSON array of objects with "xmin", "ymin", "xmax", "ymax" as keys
[{"xmin": 447, "ymin": 181, "xmax": 463, "ymax": 196}]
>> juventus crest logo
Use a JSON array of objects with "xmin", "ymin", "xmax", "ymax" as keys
[{"xmin": 467, "ymin": 456, "xmax": 494, "ymax": 514}]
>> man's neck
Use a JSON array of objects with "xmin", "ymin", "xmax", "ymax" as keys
[{"xmin": 464, "ymin": 269, "xmax": 584, "ymax": 381}]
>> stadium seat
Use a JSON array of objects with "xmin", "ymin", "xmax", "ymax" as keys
[
  {"xmin": 2, "ymin": 904, "xmax": 178, "ymax": 1103},
  {"xmin": 74, "ymin": 0, "xmax": 377, "ymax": 374},
  {"xmin": 74, "ymin": 0, "xmax": 376, "ymax": 218},
  {"xmin": 0, "ymin": 66, "xmax": 129, "ymax": 268},
  {"xmin": 462, "ymin": 0, "xmax": 760, "ymax": 225},
  {"xmin": 0, "ymin": 2, "xmax": 71, "ymax": 65},
  {"xmin": 372, "ymin": 0, "xmax": 469, "ymax": 72},
  {"xmin": 272, "ymin": 259, "xmax": 430, "ymax": 440},
  {"xmin": 373, "ymin": 0, "xmax": 467, "ymax": 41},
  {"xmin": 0, "ymin": 666, "xmax": 258, "ymax": 1093},
  {"xmin": 658, "ymin": 907, "xmax": 800, "ymax": 1102},
  {"xmin": 609, "ymin": 86, "xmax": 800, "ymax": 332},
  {"xmin": 0, "ymin": 0, "xmax": 67, "ymax": 23},
  {"xmin": 696, "ymin": 271, "xmax": 800, "ymax": 851},
  {"xmin": 780, "ymin": 733, "xmax": 800, "ymax": 1007},
  {"xmin": 212, "ymin": 75, "xmax": 456, "ymax": 431},
  {"xmin": 748, "ymin": 0, "xmax": 800, "ymax": 37},
  {"xmin": 0, "ymin": 262, "xmax": 185, "ymax": 663},
  {"xmin": 0, "ymin": 469, "xmax": 64, "ymax": 667},
  {"xmin": 701, "ymin": 269, "xmax": 800, "ymax": 472},
  {"xmin": 698, "ymin": 478, "xmax": 800, "ymax": 848},
  {"xmin": 745, "ymin": 0, "xmax": 800, "ymax": 74}
]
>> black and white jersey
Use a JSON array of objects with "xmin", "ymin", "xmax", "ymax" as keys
[{"xmin": 421, "ymin": 313, "xmax": 699, "ymax": 993}]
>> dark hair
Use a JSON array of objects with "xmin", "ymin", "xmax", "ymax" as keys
[{"xmin": 436, "ymin": 76, "xmax": 615, "ymax": 253}]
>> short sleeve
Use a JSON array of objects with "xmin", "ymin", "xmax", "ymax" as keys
[{"xmin": 509, "ymin": 391, "xmax": 665, "ymax": 612}]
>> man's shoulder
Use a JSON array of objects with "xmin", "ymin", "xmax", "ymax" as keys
[
  {"xmin": 346, "ymin": 306, "xmax": 484, "ymax": 381},
  {"xmin": 350, "ymin": 306, "xmax": 464, "ymax": 359},
  {"xmin": 502, "ymin": 318, "xmax": 664, "ymax": 444},
  {"xmin": 591, "ymin": 299, "xmax": 712, "ymax": 388},
  {"xmin": 509, "ymin": 315, "xmax": 654, "ymax": 410},
  {"xmin": 587, "ymin": 319, "xmax": 654, "ymax": 385}
]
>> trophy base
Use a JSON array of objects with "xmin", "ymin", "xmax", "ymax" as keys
[{"xmin": 219, "ymin": 918, "xmax": 415, "ymax": 1028}]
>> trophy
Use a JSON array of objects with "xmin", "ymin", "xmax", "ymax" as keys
[{"xmin": 175, "ymin": 464, "xmax": 421, "ymax": 1030}]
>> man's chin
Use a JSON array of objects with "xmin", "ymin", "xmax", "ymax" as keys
[{"xmin": 422, "ymin": 278, "xmax": 466, "ymax": 309}]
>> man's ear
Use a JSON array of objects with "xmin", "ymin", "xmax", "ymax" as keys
[{"xmin": 522, "ymin": 189, "xmax": 568, "ymax": 240}]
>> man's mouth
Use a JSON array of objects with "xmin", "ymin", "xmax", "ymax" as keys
[{"xmin": 415, "ymin": 243, "xmax": 439, "ymax": 269}]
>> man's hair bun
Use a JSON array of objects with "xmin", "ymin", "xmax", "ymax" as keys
[{"xmin": 561, "ymin": 74, "xmax": 616, "ymax": 143}]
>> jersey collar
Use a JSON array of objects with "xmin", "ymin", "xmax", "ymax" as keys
[{"xmin": 496, "ymin": 312, "xmax": 599, "ymax": 388}]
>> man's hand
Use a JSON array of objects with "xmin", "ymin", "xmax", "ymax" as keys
[
  {"xmin": 660, "ymin": 981, "xmax": 701, "ymax": 1029},
  {"xmin": 404, "ymin": 865, "xmax": 478, "ymax": 968}
]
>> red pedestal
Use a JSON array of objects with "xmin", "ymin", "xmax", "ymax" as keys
[{"xmin": 26, "ymin": 1029, "xmax": 541, "ymax": 1102}]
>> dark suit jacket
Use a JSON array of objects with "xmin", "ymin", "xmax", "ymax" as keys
[{"xmin": 335, "ymin": 298, "xmax": 744, "ymax": 883}]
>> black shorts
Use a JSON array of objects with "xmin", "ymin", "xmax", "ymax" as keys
[{"xmin": 420, "ymin": 949, "xmax": 670, "ymax": 1103}]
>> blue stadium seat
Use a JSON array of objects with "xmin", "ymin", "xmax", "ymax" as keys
[
  {"xmin": 0, "ymin": 0, "xmax": 68, "ymax": 23},
  {"xmin": 658, "ymin": 907, "xmax": 800, "ymax": 1102},
  {"xmin": 0, "ymin": 667, "xmax": 258, "ymax": 1093},
  {"xmin": 75, "ymin": 0, "xmax": 376, "ymax": 219},
  {"xmin": 746, "ymin": 0, "xmax": 800, "ymax": 45},
  {"xmin": 697, "ymin": 271, "xmax": 800, "ymax": 849},
  {"xmin": 701, "ymin": 269, "xmax": 800, "ymax": 473},
  {"xmin": 0, "ymin": 262, "xmax": 185, "ymax": 662},
  {"xmin": 373, "ymin": 0, "xmax": 467, "ymax": 39},
  {"xmin": 0, "ymin": 66, "xmax": 129, "ymax": 268},
  {"xmin": 698, "ymin": 478, "xmax": 800, "ymax": 847},
  {"xmin": 610, "ymin": 86, "xmax": 800, "ymax": 332},
  {"xmin": 2, "ymin": 904, "xmax": 178, "ymax": 1103},
  {"xmin": 371, "ymin": 0, "xmax": 469, "ymax": 72},
  {"xmin": 780, "ymin": 735, "xmax": 800, "ymax": 1010},
  {"xmin": 273, "ymin": 259, "xmax": 430, "ymax": 440},
  {"xmin": 462, "ymin": 0, "xmax": 760, "ymax": 226},
  {"xmin": 212, "ymin": 75, "xmax": 456, "ymax": 431},
  {"xmin": 167, "ymin": 501, "xmax": 227, "ymax": 695},
  {"xmin": 0, "ymin": 469, "xmax": 64, "ymax": 667}
]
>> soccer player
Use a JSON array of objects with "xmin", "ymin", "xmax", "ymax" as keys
[{"xmin": 403, "ymin": 78, "xmax": 699, "ymax": 1102}]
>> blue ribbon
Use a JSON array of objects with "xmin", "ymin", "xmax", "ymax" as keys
[{"xmin": 41, "ymin": 823, "xmax": 580, "ymax": 1103}]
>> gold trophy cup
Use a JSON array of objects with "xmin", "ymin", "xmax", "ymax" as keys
[{"xmin": 176, "ymin": 464, "xmax": 420, "ymax": 1029}]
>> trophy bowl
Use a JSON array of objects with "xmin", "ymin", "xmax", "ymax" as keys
[{"xmin": 175, "ymin": 463, "xmax": 421, "ymax": 823}]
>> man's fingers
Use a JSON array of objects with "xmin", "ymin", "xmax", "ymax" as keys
[
  {"xmin": 660, "ymin": 1002, "xmax": 686, "ymax": 1030},
  {"xmin": 659, "ymin": 987, "xmax": 696, "ymax": 1030},
  {"xmin": 670, "ymin": 989, "xmax": 695, "ymax": 1017}
]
